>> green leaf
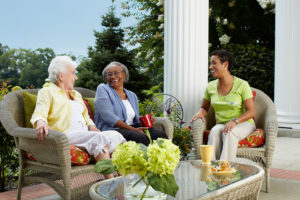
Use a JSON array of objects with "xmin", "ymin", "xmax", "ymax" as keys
[
  {"xmin": 147, "ymin": 172, "xmax": 179, "ymax": 197},
  {"xmin": 94, "ymin": 159, "xmax": 116, "ymax": 175},
  {"xmin": 144, "ymin": 129, "xmax": 152, "ymax": 144}
]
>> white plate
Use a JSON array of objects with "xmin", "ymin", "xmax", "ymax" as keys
[{"xmin": 211, "ymin": 168, "xmax": 236, "ymax": 177}]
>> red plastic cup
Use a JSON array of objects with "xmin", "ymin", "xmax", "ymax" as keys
[{"xmin": 139, "ymin": 114, "xmax": 153, "ymax": 128}]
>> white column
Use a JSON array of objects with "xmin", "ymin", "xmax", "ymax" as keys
[
  {"xmin": 275, "ymin": 0, "xmax": 300, "ymax": 129},
  {"xmin": 164, "ymin": 0, "xmax": 208, "ymax": 124}
]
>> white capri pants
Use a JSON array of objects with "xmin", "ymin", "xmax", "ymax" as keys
[
  {"xmin": 67, "ymin": 131, "xmax": 126, "ymax": 157},
  {"xmin": 207, "ymin": 122, "xmax": 255, "ymax": 161}
]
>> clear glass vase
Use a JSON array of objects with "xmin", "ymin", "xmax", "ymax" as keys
[{"xmin": 124, "ymin": 174, "xmax": 168, "ymax": 200}]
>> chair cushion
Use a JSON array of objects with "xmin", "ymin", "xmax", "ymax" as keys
[
  {"xmin": 27, "ymin": 145, "xmax": 91, "ymax": 165},
  {"xmin": 22, "ymin": 92, "xmax": 96, "ymax": 126},
  {"xmin": 203, "ymin": 128, "xmax": 265, "ymax": 148},
  {"xmin": 83, "ymin": 99, "xmax": 94, "ymax": 121},
  {"xmin": 84, "ymin": 97, "xmax": 95, "ymax": 115},
  {"xmin": 22, "ymin": 91, "xmax": 37, "ymax": 128}
]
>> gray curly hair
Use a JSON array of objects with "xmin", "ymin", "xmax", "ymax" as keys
[{"xmin": 102, "ymin": 61, "xmax": 129, "ymax": 83}]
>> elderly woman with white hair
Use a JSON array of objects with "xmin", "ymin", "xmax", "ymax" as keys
[
  {"xmin": 31, "ymin": 56, "xmax": 126, "ymax": 179},
  {"xmin": 94, "ymin": 61, "xmax": 167, "ymax": 146}
]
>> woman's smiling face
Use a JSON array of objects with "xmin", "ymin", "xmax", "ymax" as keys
[
  {"xmin": 106, "ymin": 65, "xmax": 126, "ymax": 89},
  {"xmin": 209, "ymin": 55, "xmax": 228, "ymax": 78}
]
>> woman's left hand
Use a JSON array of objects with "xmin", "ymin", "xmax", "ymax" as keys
[
  {"xmin": 150, "ymin": 112, "xmax": 156, "ymax": 125},
  {"xmin": 88, "ymin": 125, "xmax": 100, "ymax": 132},
  {"xmin": 223, "ymin": 120, "xmax": 237, "ymax": 134}
]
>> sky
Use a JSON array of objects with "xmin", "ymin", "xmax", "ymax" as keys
[{"xmin": 0, "ymin": 0, "xmax": 136, "ymax": 59}]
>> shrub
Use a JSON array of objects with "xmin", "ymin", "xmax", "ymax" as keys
[
  {"xmin": 210, "ymin": 44, "xmax": 274, "ymax": 99},
  {"xmin": 0, "ymin": 82, "xmax": 21, "ymax": 191},
  {"xmin": 172, "ymin": 126, "xmax": 193, "ymax": 158}
]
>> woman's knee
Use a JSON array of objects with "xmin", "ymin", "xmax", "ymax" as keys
[
  {"xmin": 129, "ymin": 133, "xmax": 150, "ymax": 146},
  {"xmin": 149, "ymin": 128, "xmax": 167, "ymax": 139},
  {"xmin": 209, "ymin": 124, "xmax": 224, "ymax": 139}
]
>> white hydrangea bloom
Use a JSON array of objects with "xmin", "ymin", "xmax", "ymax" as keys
[
  {"xmin": 219, "ymin": 34, "xmax": 231, "ymax": 45},
  {"xmin": 135, "ymin": 52, "xmax": 141, "ymax": 59},
  {"xmin": 223, "ymin": 18, "xmax": 228, "ymax": 25},
  {"xmin": 159, "ymin": 23, "xmax": 164, "ymax": 30},
  {"xmin": 146, "ymin": 50, "xmax": 153, "ymax": 59},
  {"xmin": 157, "ymin": 0, "xmax": 164, "ymax": 6},
  {"xmin": 216, "ymin": 17, "xmax": 221, "ymax": 23},
  {"xmin": 257, "ymin": 0, "xmax": 275, "ymax": 9},
  {"xmin": 158, "ymin": 14, "xmax": 164, "ymax": 22}
]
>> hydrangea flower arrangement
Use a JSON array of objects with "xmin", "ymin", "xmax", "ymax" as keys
[{"xmin": 94, "ymin": 137, "xmax": 180, "ymax": 199}]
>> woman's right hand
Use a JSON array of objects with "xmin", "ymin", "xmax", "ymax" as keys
[
  {"xmin": 190, "ymin": 112, "xmax": 206, "ymax": 123},
  {"xmin": 35, "ymin": 119, "xmax": 51, "ymax": 141},
  {"xmin": 190, "ymin": 99, "xmax": 210, "ymax": 123},
  {"xmin": 133, "ymin": 127, "xmax": 148, "ymax": 135}
]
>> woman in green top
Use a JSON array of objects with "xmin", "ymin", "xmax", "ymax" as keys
[{"xmin": 191, "ymin": 50, "xmax": 255, "ymax": 161}]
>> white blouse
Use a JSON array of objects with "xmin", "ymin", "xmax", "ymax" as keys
[
  {"xmin": 122, "ymin": 99, "xmax": 135, "ymax": 125},
  {"xmin": 67, "ymin": 100, "xmax": 88, "ymax": 134}
]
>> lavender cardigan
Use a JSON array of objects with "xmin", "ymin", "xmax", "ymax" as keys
[{"xmin": 94, "ymin": 83, "xmax": 140, "ymax": 131}]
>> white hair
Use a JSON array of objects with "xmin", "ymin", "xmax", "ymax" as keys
[
  {"xmin": 48, "ymin": 56, "xmax": 78, "ymax": 83},
  {"xmin": 102, "ymin": 61, "xmax": 129, "ymax": 83}
]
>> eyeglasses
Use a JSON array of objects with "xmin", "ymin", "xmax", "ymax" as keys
[{"xmin": 106, "ymin": 70, "xmax": 124, "ymax": 78}]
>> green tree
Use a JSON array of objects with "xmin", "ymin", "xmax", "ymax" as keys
[
  {"xmin": 0, "ymin": 43, "xmax": 9, "ymax": 56},
  {"xmin": 121, "ymin": 0, "xmax": 164, "ymax": 87},
  {"xmin": 209, "ymin": 0, "xmax": 275, "ymax": 49},
  {"xmin": 0, "ymin": 47, "xmax": 55, "ymax": 88},
  {"xmin": 76, "ymin": 5, "xmax": 150, "ymax": 99},
  {"xmin": 19, "ymin": 48, "xmax": 55, "ymax": 88},
  {"xmin": 0, "ymin": 49, "xmax": 24, "ymax": 86}
]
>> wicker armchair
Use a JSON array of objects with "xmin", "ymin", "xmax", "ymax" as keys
[
  {"xmin": 191, "ymin": 87, "xmax": 278, "ymax": 192},
  {"xmin": 0, "ymin": 88, "xmax": 173, "ymax": 200}
]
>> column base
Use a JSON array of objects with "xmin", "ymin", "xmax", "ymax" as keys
[{"xmin": 278, "ymin": 123, "xmax": 300, "ymax": 138}]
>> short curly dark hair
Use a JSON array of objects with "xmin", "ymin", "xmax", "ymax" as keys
[{"xmin": 210, "ymin": 50, "xmax": 235, "ymax": 72}]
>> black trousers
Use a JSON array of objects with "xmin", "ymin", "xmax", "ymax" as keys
[{"xmin": 116, "ymin": 124, "xmax": 167, "ymax": 146}]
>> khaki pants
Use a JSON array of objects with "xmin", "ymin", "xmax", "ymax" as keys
[{"xmin": 207, "ymin": 122, "xmax": 255, "ymax": 161}]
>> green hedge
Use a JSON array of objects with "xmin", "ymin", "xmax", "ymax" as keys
[{"xmin": 210, "ymin": 44, "xmax": 274, "ymax": 100}]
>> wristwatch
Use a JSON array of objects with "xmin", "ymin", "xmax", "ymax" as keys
[{"xmin": 232, "ymin": 118, "xmax": 239, "ymax": 124}]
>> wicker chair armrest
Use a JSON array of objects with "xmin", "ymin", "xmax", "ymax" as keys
[
  {"xmin": 12, "ymin": 127, "xmax": 69, "ymax": 144},
  {"xmin": 191, "ymin": 118, "xmax": 207, "ymax": 159},
  {"xmin": 153, "ymin": 117, "xmax": 174, "ymax": 140},
  {"xmin": 263, "ymin": 113, "xmax": 278, "ymax": 168},
  {"xmin": 12, "ymin": 127, "xmax": 71, "ymax": 166}
]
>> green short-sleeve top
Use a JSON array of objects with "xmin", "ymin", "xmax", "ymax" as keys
[{"xmin": 204, "ymin": 76, "xmax": 254, "ymax": 125}]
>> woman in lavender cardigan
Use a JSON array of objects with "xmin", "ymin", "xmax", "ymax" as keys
[{"xmin": 94, "ymin": 61, "xmax": 167, "ymax": 146}]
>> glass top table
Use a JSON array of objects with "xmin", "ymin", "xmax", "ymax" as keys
[{"xmin": 89, "ymin": 160, "xmax": 264, "ymax": 200}]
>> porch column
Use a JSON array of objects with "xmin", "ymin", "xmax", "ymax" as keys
[
  {"xmin": 275, "ymin": 0, "xmax": 300, "ymax": 129},
  {"xmin": 164, "ymin": 0, "xmax": 209, "ymax": 124}
]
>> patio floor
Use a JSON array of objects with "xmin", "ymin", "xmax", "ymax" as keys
[{"xmin": 0, "ymin": 136, "xmax": 299, "ymax": 200}]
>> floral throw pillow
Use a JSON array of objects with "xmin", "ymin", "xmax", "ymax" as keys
[
  {"xmin": 26, "ymin": 145, "xmax": 91, "ymax": 165},
  {"xmin": 238, "ymin": 129, "xmax": 265, "ymax": 148}
]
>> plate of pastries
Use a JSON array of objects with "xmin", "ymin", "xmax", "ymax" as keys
[{"xmin": 211, "ymin": 160, "xmax": 236, "ymax": 177}]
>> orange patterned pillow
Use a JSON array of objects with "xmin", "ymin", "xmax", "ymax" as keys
[
  {"xmin": 70, "ymin": 145, "xmax": 91, "ymax": 165},
  {"xmin": 27, "ymin": 145, "xmax": 91, "ymax": 165},
  {"xmin": 238, "ymin": 129, "xmax": 265, "ymax": 148},
  {"xmin": 203, "ymin": 129, "xmax": 265, "ymax": 148}
]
